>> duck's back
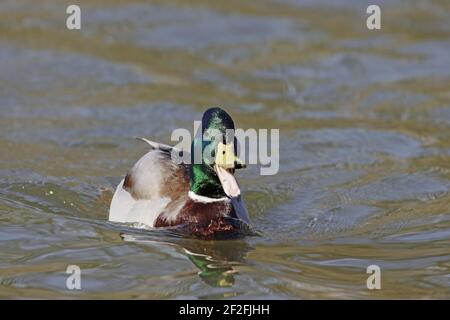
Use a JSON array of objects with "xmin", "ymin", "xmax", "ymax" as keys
[{"xmin": 109, "ymin": 149, "xmax": 190, "ymax": 227}]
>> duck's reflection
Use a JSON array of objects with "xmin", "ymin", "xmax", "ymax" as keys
[
  {"xmin": 180, "ymin": 239, "xmax": 253, "ymax": 287},
  {"xmin": 120, "ymin": 232, "xmax": 253, "ymax": 287}
]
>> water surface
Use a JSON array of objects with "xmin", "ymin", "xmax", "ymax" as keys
[{"xmin": 0, "ymin": 0, "xmax": 449, "ymax": 299}]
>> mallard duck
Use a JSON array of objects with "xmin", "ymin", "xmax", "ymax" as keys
[{"xmin": 109, "ymin": 107, "xmax": 251, "ymax": 239}]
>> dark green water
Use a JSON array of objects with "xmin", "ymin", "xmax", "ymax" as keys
[{"xmin": 0, "ymin": 0, "xmax": 449, "ymax": 299}]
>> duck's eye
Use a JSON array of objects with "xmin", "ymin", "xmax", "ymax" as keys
[{"xmin": 222, "ymin": 151, "xmax": 226, "ymax": 155}]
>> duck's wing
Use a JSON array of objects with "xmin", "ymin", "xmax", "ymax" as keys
[
  {"xmin": 109, "ymin": 143, "xmax": 190, "ymax": 227},
  {"xmin": 230, "ymin": 195, "xmax": 251, "ymax": 224},
  {"xmin": 109, "ymin": 178, "xmax": 173, "ymax": 227}
]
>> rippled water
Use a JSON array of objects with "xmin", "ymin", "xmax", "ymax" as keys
[{"xmin": 1, "ymin": 0, "xmax": 449, "ymax": 299}]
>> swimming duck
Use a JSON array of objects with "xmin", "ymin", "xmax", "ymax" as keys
[{"xmin": 109, "ymin": 107, "xmax": 251, "ymax": 239}]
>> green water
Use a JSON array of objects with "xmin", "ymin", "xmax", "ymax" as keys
[{"xmin": 0, "ymin": 0, "xmax": 449, "ymax": 299}]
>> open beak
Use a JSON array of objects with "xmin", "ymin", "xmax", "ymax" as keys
[{"xmin": 214, "ymin": 142, "xmax": 246, "ymax": 198}]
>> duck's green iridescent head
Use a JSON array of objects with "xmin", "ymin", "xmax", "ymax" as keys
[{"xmin": 190, "ymin": 107, "xmax": 246, "ymax": 198}]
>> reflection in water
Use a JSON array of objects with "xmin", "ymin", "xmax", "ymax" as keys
[
  {"xmin": 121, "ymin": 233, "xmax": 254, "ymax": 288},
  {"xmin": 186, "ymin": 251, "xmax": 236, "ymax": 287}
]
